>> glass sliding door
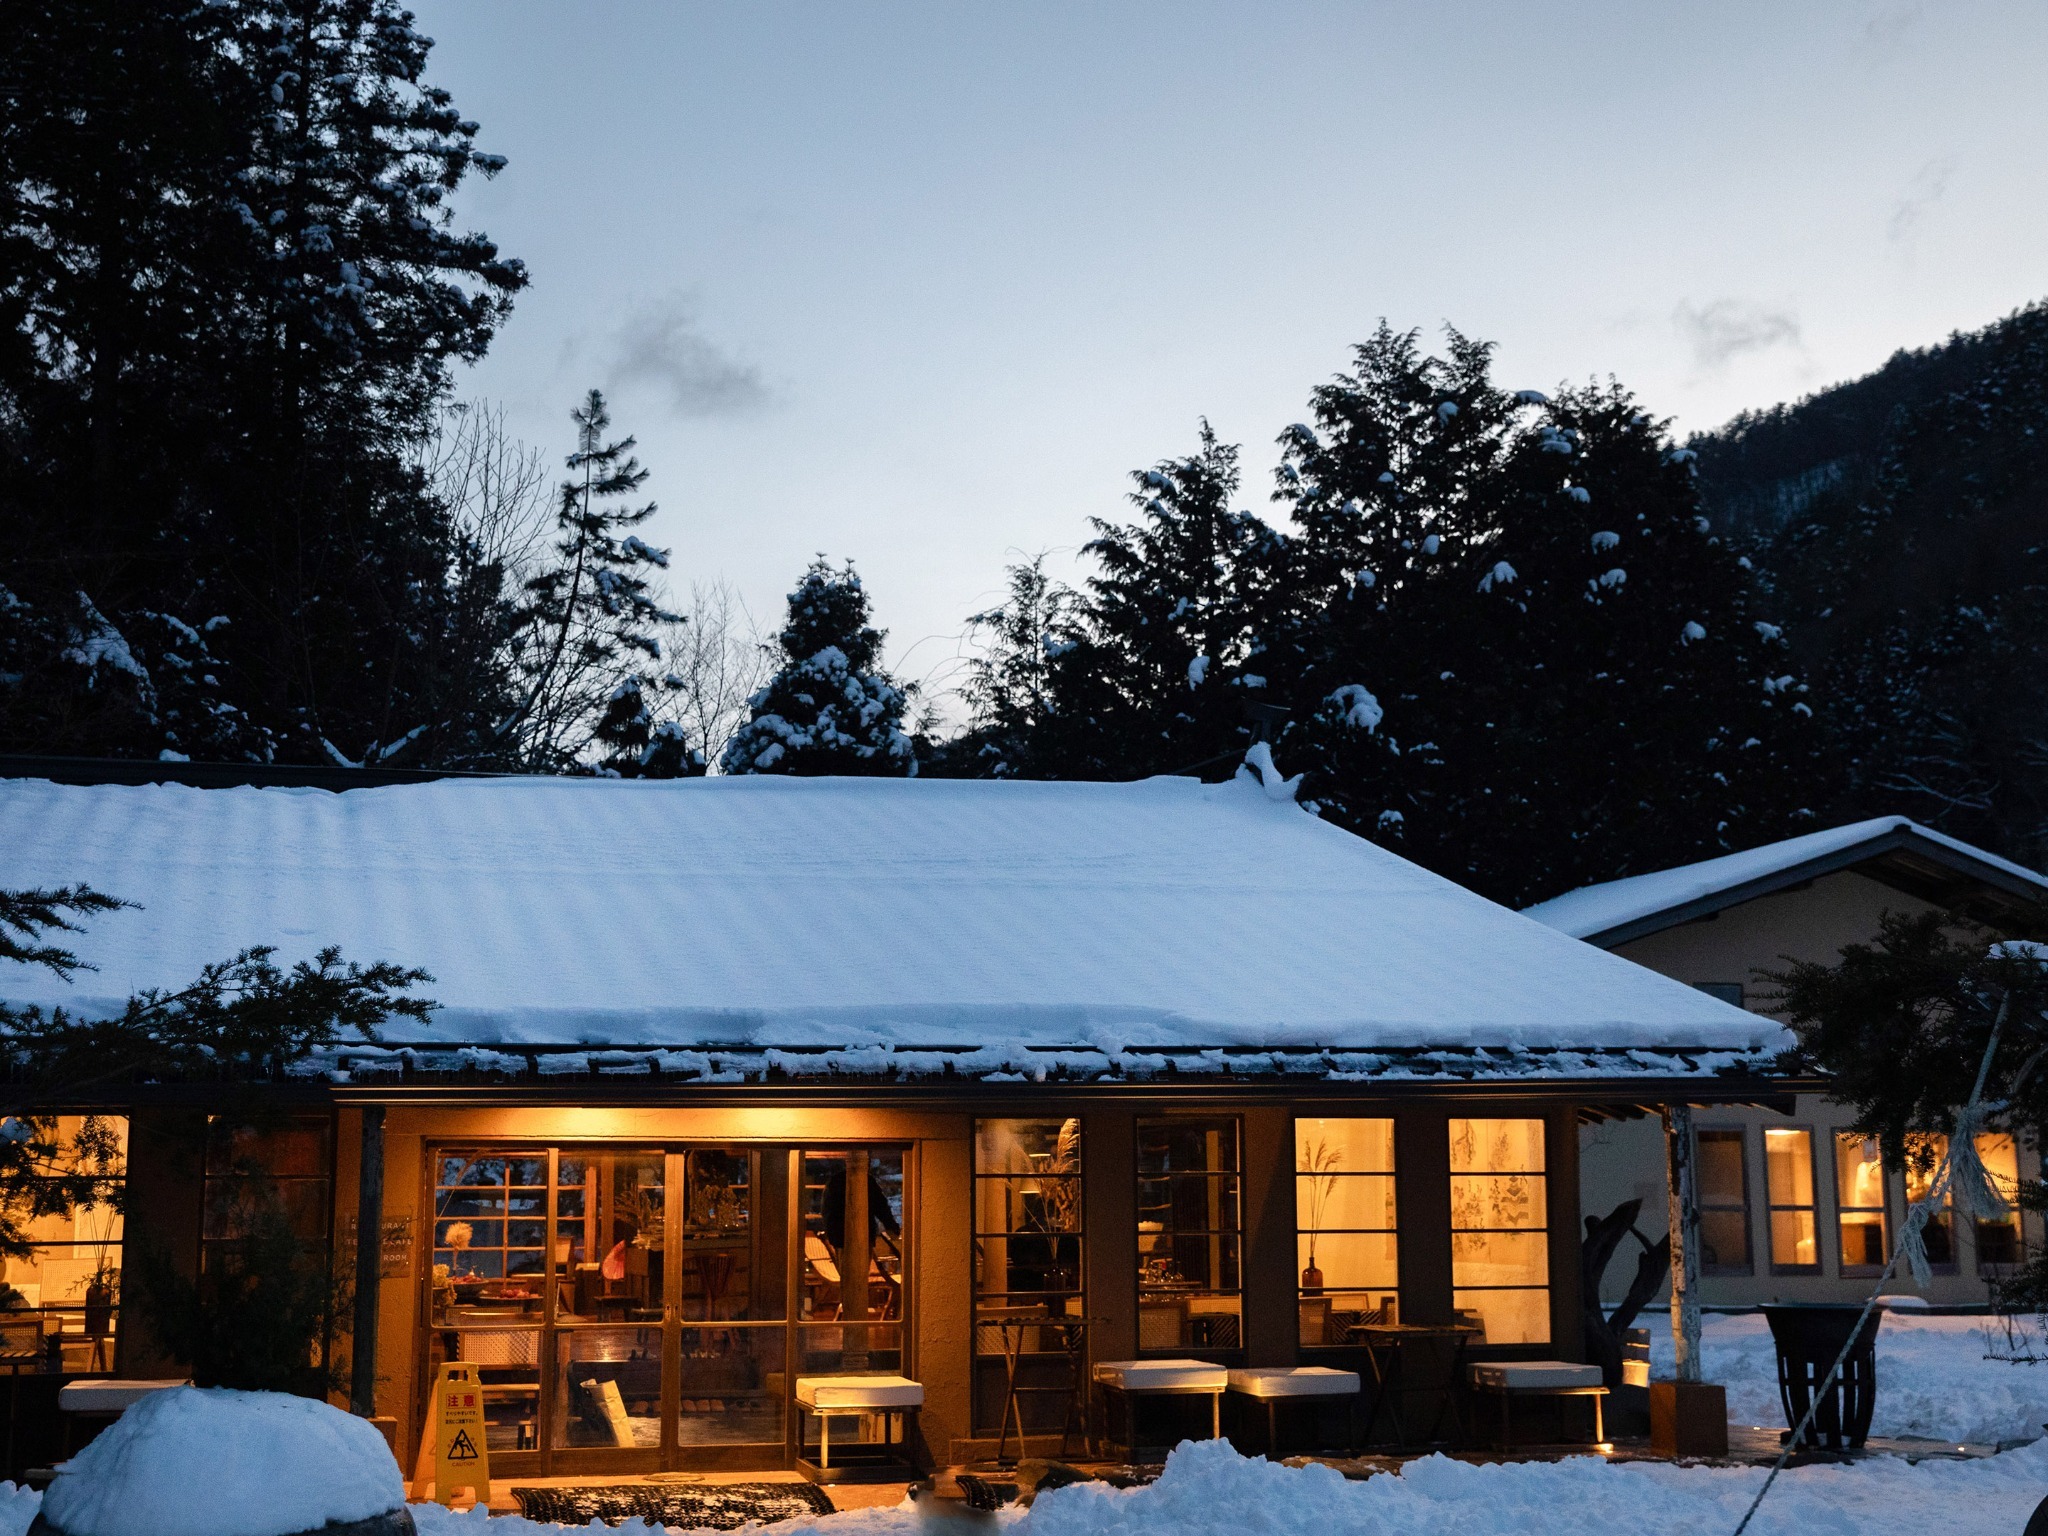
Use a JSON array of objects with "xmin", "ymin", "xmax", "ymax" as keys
[
  {"xmin": 550, "ymin": 1149, "xmax": 666, "ymax": 1460},
  {"xmin": 423, "ymin": 1140, "xmax": 890, "ymax": 1474},
  {"xmin": 676, "ymin": 1148, "xmax": 790, "ymax": 1451}
]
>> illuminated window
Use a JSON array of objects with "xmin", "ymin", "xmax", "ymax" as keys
[
  {"xmin": 1295, "ymin": 1118, "xmax": 1397, "ymax": 1347},
  {"xmin": 0, "ymin": 1115, "xmax": 126, "ymax": 1375},
  {"xmin": 1448, "ymin": 1118, "xmax": 1548, "ymax": 1345},
  {"xmin": 1835, "ymin": 1134, "xmax": 1889, "ymax": 1273},
  {"xmin": 1764, "ymin": 1127, "xmax": 1819, "ymax": 1272},
  {"xmin": 1696, "ymin": 1128, "xmax": 1752, "ymax": 1275},
  {"xmin": 1136, "ymin": 1119, "xmax": 1241, "ymax": 1352},
  {"xmin": 1975, "ymin": 1133, "xmax": 2024, "ymax": 1270},
  {"xmin": 1902, "ymin": 1133, "xmax": 1955, "ymax": 1272},
  {"xmin": 972, "ymin": 1119, "xmax": 1083, "ymax": 1433}
]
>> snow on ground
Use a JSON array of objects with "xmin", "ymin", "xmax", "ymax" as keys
[
  {"xmin": 394, "ymin": 1437, "xmax": 2048, "ymax": 1536},
  {"xmin": 1643, "ymin": 1308, "xmax": 2048, "ymax": 1445},
  {"xmin": 3, "ymin": 1433, "xmax": 2046, "ymax": 1536}
]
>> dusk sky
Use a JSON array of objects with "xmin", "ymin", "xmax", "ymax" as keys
[{"xmin": 412, "ymin": 1, "xmax": 2048, "ymax": 710}]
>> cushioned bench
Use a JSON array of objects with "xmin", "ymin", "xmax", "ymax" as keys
[
  {"xmin": 1093, "ymin": 1359, "xmax": 1227, "ymax": 1455},
  {"xmin": 1467, "ymin": 1360, "xmax": 1607, "ymax": 1448},
  {"xmin": 1227, "ymin": 1367, "xmax": 1360, "ymax": 1455},
  {"xmin": 794, "ymin": 1375, "xmax": 924, "ymax": 1482}
]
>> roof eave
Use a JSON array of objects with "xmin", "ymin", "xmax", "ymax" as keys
[{"xmin": 1575, "ymin": 824, "xmax": 2048, "ymax": 948}]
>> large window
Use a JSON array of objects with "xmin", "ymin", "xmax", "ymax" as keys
[
  {"xmin": 0, "ymin": 1115, "xmax": 126, "ymax": 1375},
  {"xmin": 1903, "ymin": 1132, "xmax": 1956, "ymax": 1272},
  {"xmin": 1696, "ymin": 1128, "xmax": 1752, "ymax": 1275},
  {"xmin": 1136, "ymin": 1119, "xmax": 1241, "ymax": 1352},
  {"xmin": 1448, "ymin": 1118, "xmax": 1548, "ymax": 1345},
  {"xmin": 1976, "ymin": 1133, "xmax": 2024, "ymax": 1270},
  {"xmin": 1295, "ymin": 1118, "xmax": 1397, "ymax": 1347},
  {"xmin": 1764, "ymin": 1127, "xmax": 1819, "ymax": 1273},
  {"xmin": 972, "ymin": 1119, "xmax": 1083, "ymax": 1433},
  {"xmin": 1835, "ymin": 1134, "xmax": 1889, "ymax": 1273}
]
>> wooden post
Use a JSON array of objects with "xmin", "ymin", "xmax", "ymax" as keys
[
  {"xmin": 350, "ymin": 1105, "xmax": 386, "ymax": 1418},
  {"xmin": 1663, "ymin": 1104, "xmax": 1701, "ymax": 1383},
  {"xmin": 844, "ymin": 1151, "xmax": 872, "ymax": 1370}
]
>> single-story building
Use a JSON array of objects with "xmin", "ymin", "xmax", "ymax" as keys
[
  {"xmin": 1527, "ymin": 816, "xmax": 2048, "ymax": 1308},
  {"xmin": 0, "ymin": 761, "xmax": 1802, "ymax": 1474}
]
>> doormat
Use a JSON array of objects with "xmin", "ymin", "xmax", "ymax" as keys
[{"xmin": 509, "ymin": 1483, "xmax": 835, "ymax": 1529}]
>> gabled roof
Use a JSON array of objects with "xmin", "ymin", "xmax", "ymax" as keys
[
  {"xmin": 0, "ymin": 770, "xmax": 1783, "ymax": 1069},
  {"xmin": 1522, "ymin": 816, "xmax": 2048, "ymax": 947}
]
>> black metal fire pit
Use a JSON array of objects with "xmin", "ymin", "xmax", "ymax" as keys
[{"xmin": 1761, "ymin": 1303, "xmax": 1882, "ymax": 1450}]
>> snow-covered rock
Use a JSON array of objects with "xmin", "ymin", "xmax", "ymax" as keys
[{"xmin": 34, "ymin": 1388, "xmax": 408, "ymax": 1536}]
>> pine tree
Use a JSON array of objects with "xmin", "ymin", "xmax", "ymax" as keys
[
  {"xmin": 722, "ymin": 560, "xmax": 916, "ymax": 776},
  {"xmin": 0, "ymin": 0, "xmax": 528, "ymax": 767},
  {"xmin": 508, "ymin": 390, "xmax": 681, "ymax": 771},
  {"xmin": 938, "ymin": 325, "xmax": 1820, "ymax": 906}
]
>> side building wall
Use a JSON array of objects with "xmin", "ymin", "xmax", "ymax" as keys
[{"xmin": 1579, "ymin": 868, "xmax": 2041, "ymax": 1306}]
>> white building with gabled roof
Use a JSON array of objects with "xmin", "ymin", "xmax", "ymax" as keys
[{"xmin": 1529, "ymin": 817, "xmax": 2047, "ymax": 1309}]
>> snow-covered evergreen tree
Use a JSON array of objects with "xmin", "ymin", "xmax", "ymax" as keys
[
  {"xmin": 722, "ymin": 560, "xmax": 916, "ymax": 776},
  {"xmin": 937, "ymin": 325, "xmax": 1820, "ymax": 906},
  {"xmin": 0, "ymin": 0, "xmax": 527, "ymax": 767}
]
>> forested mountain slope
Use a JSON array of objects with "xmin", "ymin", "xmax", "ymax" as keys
[{"xmin": 1689, "ymin": 303, "xmax": 2048, "ymax": 868}]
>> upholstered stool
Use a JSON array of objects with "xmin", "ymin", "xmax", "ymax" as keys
[
  {"xmin": 1226, "ymin": 1367, "xmax": 1361, "ymax": 1455},
  {"xmin": 1467, "ymin": 1360, "xmax": 1608, "ymax": 1448},
  {"xmin": 795, "ymin": 1374, "xmax": 924, "ymax": 1482},
  {"xmin": 1092, "ymin": 1359, "xmax": 1227, "ymax": 1457}
]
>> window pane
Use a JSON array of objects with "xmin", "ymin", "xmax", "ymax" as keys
[
  {"xmin": 554, "ymin": 1326, "xmax": 662, "ymax": 1449},
  {"xmin": 1298, "ymin": 1175, "xmax": 1397, "ymax": 1232},
  {"xmin": 1765, "ymin": 1129, "xmax": 1814, "ymax": 1205},
  {"xmin": 1904, "ymin": 1133, "xmax": 1949, "ymax": 1207},
  {"xmin": 1299, "ymin": 1231, "xmax": 1398, "ymax": 1291},
  {"xmin": 1977, "ymin": 1133, "xmax": 2021, "ymax": 1201},
  {"xmin": 1976, "ymin": 1133, "xmax": 2022, "ymax": 1269},
  {"xmin": 1770, "ymin": 1209, "xmax": 1817, "ymax": 1268},
  {"xmin": 1138, "ymin": 1120, "xmax": 1240, "ymax": 1176},
  {"xmin": 1297, "ymin": 1118, "xmax": 1394, "ymax": 1175},
  {"xmin": 1449, "ymin": 1176, "xmax": 1548, "ymax": 1231},
  {"xmin": 1697, "ymin": 1130, "xmax": 1746, "ymax": 1206},
  {"xmin": 1454, "ymin": 1288, "xmax": 1549, "ymax": 1346},
  {"xmin": 1452, "ymin": 1230, "xmax": 1548, "ymax": 1287},
  {"xmin": 1835, "ymin": 1134, "xmax": 1885, "ymax": 1211},
  {"xmin": 1699, "ymin": 1208, "xmax": 1751, "ymax": 1271},
  {"xmin": 1449, "ymin": 1118, "xmax": 1545, "ymax": 1175},
  {"xmin": 1840, "ymin": 1214, "xmax": 1888, "ymax": 1268}
]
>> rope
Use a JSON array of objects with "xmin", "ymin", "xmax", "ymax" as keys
[{"xmin": 1727, "ymin": 997, "xmax": 2011, "ymax": 1536}]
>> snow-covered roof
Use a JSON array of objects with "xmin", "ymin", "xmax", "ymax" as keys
[
  {"xmin": 1523, "ymin": 816, "xmax": 2048, "ymax": 946},
  {"xmin": 0, "ymin": 770, "xmax": 1785, "ymax": 1069}
]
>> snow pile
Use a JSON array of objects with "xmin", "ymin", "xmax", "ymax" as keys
[
  {"xmin": 0, "ymin": 774, "xmax": 1777, "ymax": 1056},
  {"xmin": 38, "ymin": 1388, "xmax": 404, "ymax": 1536},
  {"xmin": 396, "ymin": 1437, "xmax": 2048, "ymax": 1536},
  {"xmin": 1649, "ymin": 1309, "xmax": 2048, "ymax": 1446}
]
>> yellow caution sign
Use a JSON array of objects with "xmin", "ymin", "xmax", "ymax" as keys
[{"xmin": 428, "ymin": 1361, "xmax": 492, "ymax": 1505}]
